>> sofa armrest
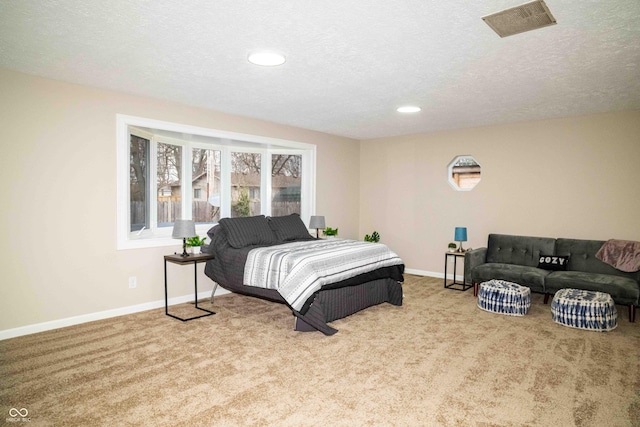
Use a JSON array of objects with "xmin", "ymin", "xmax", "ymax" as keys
[{"xmin": 465, "ymin": 247, "xmax": 487, "ymax": 284}]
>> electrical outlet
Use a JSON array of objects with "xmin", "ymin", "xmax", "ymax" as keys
[{"xmin": 128, "ymin": 276, "xmax": 137, "ymax": 289}]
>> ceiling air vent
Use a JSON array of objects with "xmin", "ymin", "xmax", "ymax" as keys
[{"xmin": 482, "ymin": 0, "xmax": 557, "ymax": 38}]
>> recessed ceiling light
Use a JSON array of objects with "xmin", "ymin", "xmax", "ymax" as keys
[
  {"xmin": 248, "ymin": 52, "xmax": 286, "ymax": 66},
  {"xmin": 397, "ymin": 106, "xmax": 421, "ymax": 113}
]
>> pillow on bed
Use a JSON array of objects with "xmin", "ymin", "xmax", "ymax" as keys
[
  {"xmin": 268, "ymin": 214, "xmax": 313, "ymax": 242},
  {"xmin": 206, "ymin": 224, "xmax": 220, "ymax": 242},
  {"xmin": 218, "ymin": 215, "xmax": 278, "ymax": 248}
]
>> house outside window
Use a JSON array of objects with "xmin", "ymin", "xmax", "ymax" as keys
[
  {"xmin": 192, "ymin": 148, "xmax": 221, "ymax": 225},
  {"xmin": 448, "ymin": 155, "xmax": 481, "ymax": 191},
  {"xmin": 156, "ymin": 142, "xmax": 182, "ymax": 227},
  {"xmin": 117, "ymin": 115, "xmax": 316, "ymax": 249}
]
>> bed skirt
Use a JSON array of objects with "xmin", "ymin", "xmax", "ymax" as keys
[
  {"xmin": 294, "ymin": 278, "xmax": 403, "ymax": 335},
  {"xmin": 205, "ymin": 260, "xmax": 403, "ymax": 335}
]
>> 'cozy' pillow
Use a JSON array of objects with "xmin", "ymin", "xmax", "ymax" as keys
[
  {"xmin": 537, "ymin": 254, "xmax": 570, "ymax": 271},
  {"xmin": 268, "ymin": 214, "xmax": 313, "ymax": 242},
  {"xmin": 218, "ymin": 215, "xmax": 278, "ymax": 248}
]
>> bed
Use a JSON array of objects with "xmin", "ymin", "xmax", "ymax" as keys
[{"xmin": 203, "ymin": 214, "xmax": 404, "ymax": 335}]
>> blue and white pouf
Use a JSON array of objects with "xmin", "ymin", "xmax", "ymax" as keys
[
  {"xmin": 477, "ymin": 280, "xmax": 531, "ymax": 316},
  {"xmin": 551, "ymin": 288, "xmax": 618, "ymax": 332}
]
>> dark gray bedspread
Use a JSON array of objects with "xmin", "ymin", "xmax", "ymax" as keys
[{"xmin": 203, "ymin": 225, "xmax": 404, "ymax": 334}]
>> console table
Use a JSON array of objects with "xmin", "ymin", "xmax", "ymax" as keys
[{"xmin": 164, "ymin": 253, "xmax": 216, "ymax": 321}]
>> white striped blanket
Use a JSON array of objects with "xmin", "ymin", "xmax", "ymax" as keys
[{"xmin": 243, "ymin": 239, "xmax": 404, "ymax": 311}]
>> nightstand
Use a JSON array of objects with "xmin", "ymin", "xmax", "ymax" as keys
[
  {"xmin": 444, "ymin": 251, "xmax": 472, "ymax": 291},
  {"xmin": 164, "ymin": 253, "xmax": 216, "ymax": 321}
]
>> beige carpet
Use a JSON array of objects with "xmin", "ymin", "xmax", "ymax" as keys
[{"xmin": 1, "ymin": 275, "xmax": 639, "ymax": 426}]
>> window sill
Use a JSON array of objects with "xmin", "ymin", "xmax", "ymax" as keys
[{"xmin": 118, "ymin": 224, "xmax": 215, "ymax": 250}]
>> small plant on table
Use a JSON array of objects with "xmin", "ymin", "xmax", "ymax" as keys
[
  {"xmin": 364, "ymin": 231, "xmax": 380, "ymax": 243},
  {"xmin": 323, "ymin": 227, "xmax": 339, "ymax": 237}
]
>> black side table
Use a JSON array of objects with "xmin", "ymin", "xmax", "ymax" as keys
[
  {"xmin": 164, "ymin": 253, "xmax": 216, "ymax": 321},
  {"xmin": 444, "ymin": 252, "xmax": 472, "ymax": 291}
]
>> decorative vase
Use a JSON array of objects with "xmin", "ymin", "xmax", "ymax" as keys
[{"xmin": 192, "ymin": 246, "xmax": 201, "ymax": 255}]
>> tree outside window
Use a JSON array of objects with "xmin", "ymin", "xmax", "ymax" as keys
[
  {"xmin": 231, "ymin": 152, "xmax": 261, "ymax": 217},
  {"xmin": 271, "ymin": 154, "xmax": 302, "ymax": 216}
]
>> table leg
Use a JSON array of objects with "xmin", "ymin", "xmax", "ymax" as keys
[
  {"xmin": 443, "ymin": 253, "xmax": 448, "ymax": 288},
  {"xmin": 194, "ymin": 262, "xmax": 199, "ymax": 309},
  {"xmin": 164, "ymin": 259, "xmax": 169, "ymax": 315},
  {"xmin": 453, "ymin": 255, "xmax": 458, "ymax": 283}
]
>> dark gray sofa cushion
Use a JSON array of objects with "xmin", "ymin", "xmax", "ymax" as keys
[
  {"xmin": 486, "ymin": 234, "xmax": 556, "ymax": 267},
  {"xmin": 471, "ymin": 263, "xmax": 549, "ymax": 293},
  {"xmin": 551, "ymin": 238, "xmax": 640, "ymax": 306},
  {"xmin": 545, "ymin": 271, "xmax": 639, "ymax": 306},
  {"xmin": 557, "ymin": 238, "xmax": 640, "ymax": 282}
]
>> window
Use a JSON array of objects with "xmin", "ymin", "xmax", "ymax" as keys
[
  {"xmin": 117, "ymin": 115, "xmax": 316, "ymax": 249},
  {"xmin": 129, "ymin": 134, "xmax": 149, "ymax": 232},
  {"xmin": 271, "ymin": 154, "xmax": 301, "ymax": 216},
  {"xmin": 448, "ymin": 155, "xmax": 481, "ymax": 191},
  {"xmin": 192, "ymin": 148, "xmax": 221, "ymax": 225},
  {"xmin": 156, "ymin": 142, "xmax": 182, "ymax": 227},
  {"xmin": 231, "ymin": 152, "xmax": 261, "ymax": 218}
]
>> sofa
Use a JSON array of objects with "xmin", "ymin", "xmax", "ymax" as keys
[{"xmin": 464, "ymin": 234, "xmax": 640, "ymax": 322}]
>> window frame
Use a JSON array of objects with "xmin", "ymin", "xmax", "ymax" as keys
[{"xmin": 117, "ymin": 114, "xmax": 316, "ymax": 250}]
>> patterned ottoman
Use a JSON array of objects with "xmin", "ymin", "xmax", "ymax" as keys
[
  {"xmin": 477, "ymin": 279, "xmax": 531, "ymax": 316},
  {"xmin": 551, "ymin": 288, "xmax": 618, "ymax": 331}
]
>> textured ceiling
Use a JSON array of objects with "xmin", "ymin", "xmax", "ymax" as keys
[{"xmin": 1, "ymin": 0, "xmax": 639, "ymax": 140}]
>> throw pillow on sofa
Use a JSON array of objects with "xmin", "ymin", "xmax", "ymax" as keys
[{"xmin": 538, "ymin": 255, "xmax": 570, "ymax": 271}]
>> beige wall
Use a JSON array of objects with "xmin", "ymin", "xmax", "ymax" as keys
[
  {"xmin": 2, "ymin": 66, "xmax": 638, "ymax": 334},
  {"xmin": 359, "ymin": 111, "xmax": 640, "ymax": 275},
  {"xmin": 0, "ymin": 68, "xmax": 360, "ymax": 332}
]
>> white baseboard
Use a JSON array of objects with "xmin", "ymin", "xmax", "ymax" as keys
[
  {"xmin": 404, "ymin": 268, "xmax": 463, "ymax": 281},
  {"xmin": 0, "ymin": 288, "xmax": 230, "ymax": 341}
]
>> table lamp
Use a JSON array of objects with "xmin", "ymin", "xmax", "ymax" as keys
[
  {"xmin": 309, "ymin": 215, "xmax": 326, "ymax": 239},
  {"xmin": 455, "ymin": 227, "xmax": 468, "ymax": 252},
  {"xmin": 173, "ymin": 219, "xmax": 196, "ymax": 257}
]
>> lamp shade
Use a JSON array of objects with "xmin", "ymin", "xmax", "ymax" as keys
[
  {"xmin": 309, "ymin": 216, "xmax": 326, "ymax": 229},
  {"xmin": 172, "ymin": 219, "xmax": 196, "ymax": 239},
  {"xmin": 454, "ymin": 227, "xmax": 468, "ymax": 242}
]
